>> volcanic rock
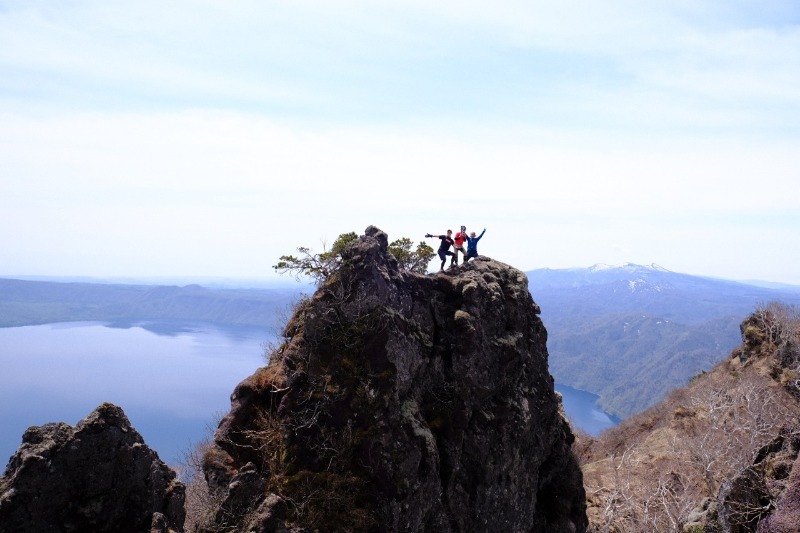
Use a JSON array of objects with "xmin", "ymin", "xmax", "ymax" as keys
[
  {"xmin": 199, "ymin": 226, "xmax": 587, "ymax": 532},
  {"xmin": 0, "ymin": 402, "xmax": 185, "ymax": 533}
]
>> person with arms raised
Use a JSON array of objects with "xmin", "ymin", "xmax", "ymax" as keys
[
  {"xmin": 463, "ymin": 228, "xmax": 486, "ymax": 263},
  {"xmin": 425, "ymin": 229, "xmax": 456, "ymax": 271}
]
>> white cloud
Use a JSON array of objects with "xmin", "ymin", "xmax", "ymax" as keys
[{"xmin": 0, "ymin": 1, "xmax": 798, "ymax": 283}]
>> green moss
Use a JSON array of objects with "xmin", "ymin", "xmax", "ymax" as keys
[{"xmin": 744, "ymin": 325, "xmax": 766, "ymax": 347}]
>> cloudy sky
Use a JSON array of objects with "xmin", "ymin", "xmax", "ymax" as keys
[{"xmin": 1, "ymin": 1, "xmax": 798, "ymax": 284}]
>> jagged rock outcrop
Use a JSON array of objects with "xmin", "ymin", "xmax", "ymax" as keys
[
  {"xmin": 199, "ymin": 226, "xmax": 587, "ymax": 532},
  {"xmin": 758, "ymin": 452, "xmax": 800, "ymax": 532},
  {"xmin": 0, "ymin": 402, "xmax": 185, "ymax": 533},
  {"xmin": 718, "ymin": 466, "xmax": 772, "ymax": 532},
  {"xmin": 717, "ymin": 424, "xmax": 800, "ymax": 533}
]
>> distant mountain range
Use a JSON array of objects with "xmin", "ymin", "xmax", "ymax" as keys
[
  {"xmin": 4, "ymin": 265, "xmax": 800, "ymax": 421},
  {"xmin": 527, "ymin": 263, "xmax": 800, "ymax": 418},
  {"xmin": 0, "ymin": 277, "xmax": 303, "ymax": 334}
]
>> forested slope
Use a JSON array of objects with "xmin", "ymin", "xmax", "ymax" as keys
[{"xmin": 527, "ymin": 264, "xmax": 800, "ymax": 418}]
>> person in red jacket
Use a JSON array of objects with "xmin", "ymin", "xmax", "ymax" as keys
[{"xmin": 452, "ymin": 225, "xmax": 468, "ymax": 265}]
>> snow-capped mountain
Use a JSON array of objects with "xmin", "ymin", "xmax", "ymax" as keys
[{"xmin": 524, "ymin": 264, "xmax": 800, "ymax": 418}]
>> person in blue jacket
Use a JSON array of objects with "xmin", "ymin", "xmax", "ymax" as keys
[{"xmin": 463, "ymin": 228, "xmax": 486, "ymax": 263}]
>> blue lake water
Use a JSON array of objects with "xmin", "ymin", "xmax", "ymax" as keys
[
  {"xmin": 0, "ymin": 322, "xmax": 268, "ymax": 467},
  {"xmin": 0, "ymin": 322, "xmax": 618, "ymax": 468},
  {"xmin": 555, "ymin": 383, "xmax": 621, "ymax": 436}
]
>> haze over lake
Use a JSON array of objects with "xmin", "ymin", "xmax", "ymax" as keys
[{"xmin": 1, "ymin": 321, "xmax": 617, "ymax": 466}]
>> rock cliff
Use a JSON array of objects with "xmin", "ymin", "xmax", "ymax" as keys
[
  {"xmin": 0, "ymin": 402, "xmax": 185, "ymax": 533},
  {"xmin": 718, "ymin": 423, "xmax": 800, "ymax": 533},
  {"xmin": 199, "ymin": 226, "xmax": 587, "ymax": 532}
]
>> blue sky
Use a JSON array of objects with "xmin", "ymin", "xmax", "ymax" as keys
[{"xmin": 1, "ymin": 1, "xmax": 799, "ymax": 284}]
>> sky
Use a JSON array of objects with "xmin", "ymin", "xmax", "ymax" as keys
[{"xmin": 1, "ymin": 0, "xmax": 799, "ymax": 285}]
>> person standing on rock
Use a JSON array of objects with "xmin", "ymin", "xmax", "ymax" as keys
[
  {"xmin": 463, "ymin": 228, "xmax": 486, "ymax": 263},
  {"xmin": 452, "ymin": 225, "xmax": 468, "ymax": 265},
  {"xmin": 425, "ymin": 229, "xmax": 456, "ymax": 271}
]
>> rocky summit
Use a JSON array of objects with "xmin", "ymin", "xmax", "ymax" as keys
[
  {"xmin": 0, "ymin": 402, "xmax": 185, "ymax": 533},
  {"xmin": 199, "ymin": 226, "xmax": 587, "ymax": 532}
]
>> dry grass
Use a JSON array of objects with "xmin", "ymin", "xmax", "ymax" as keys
[
  {"xmin": 176, "ymin": 438, "xmax": 226, "ymax": 533},
  {"xmin": 580, "ymin": 303, "xmax": 800, "ymax": 532}
]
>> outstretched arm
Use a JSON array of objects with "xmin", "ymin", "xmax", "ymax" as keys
[{"xmin": 476, "ymin": 228, "xmax": 486, "ymax": 241}]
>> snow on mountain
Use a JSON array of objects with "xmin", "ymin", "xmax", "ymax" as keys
[{"xmin": 588, "ymin": 262, "xmax": 672, "ymax": 273}]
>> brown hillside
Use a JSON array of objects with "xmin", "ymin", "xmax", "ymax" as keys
[{"xmin": 579, "ymin": 302, "xmax": 800, "ymax": 532}]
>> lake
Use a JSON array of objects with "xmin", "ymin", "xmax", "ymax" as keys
[
  {"xmin": 0, "ymin": 322, "xmax": 618, "ymax": 468},
  {"xmin": 0, "ymin": 321, "xmax": 269, "ymax": 467},
  {"xmin": 555, "ymin": 383, "xmax": 621, "ymax": 436}
]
